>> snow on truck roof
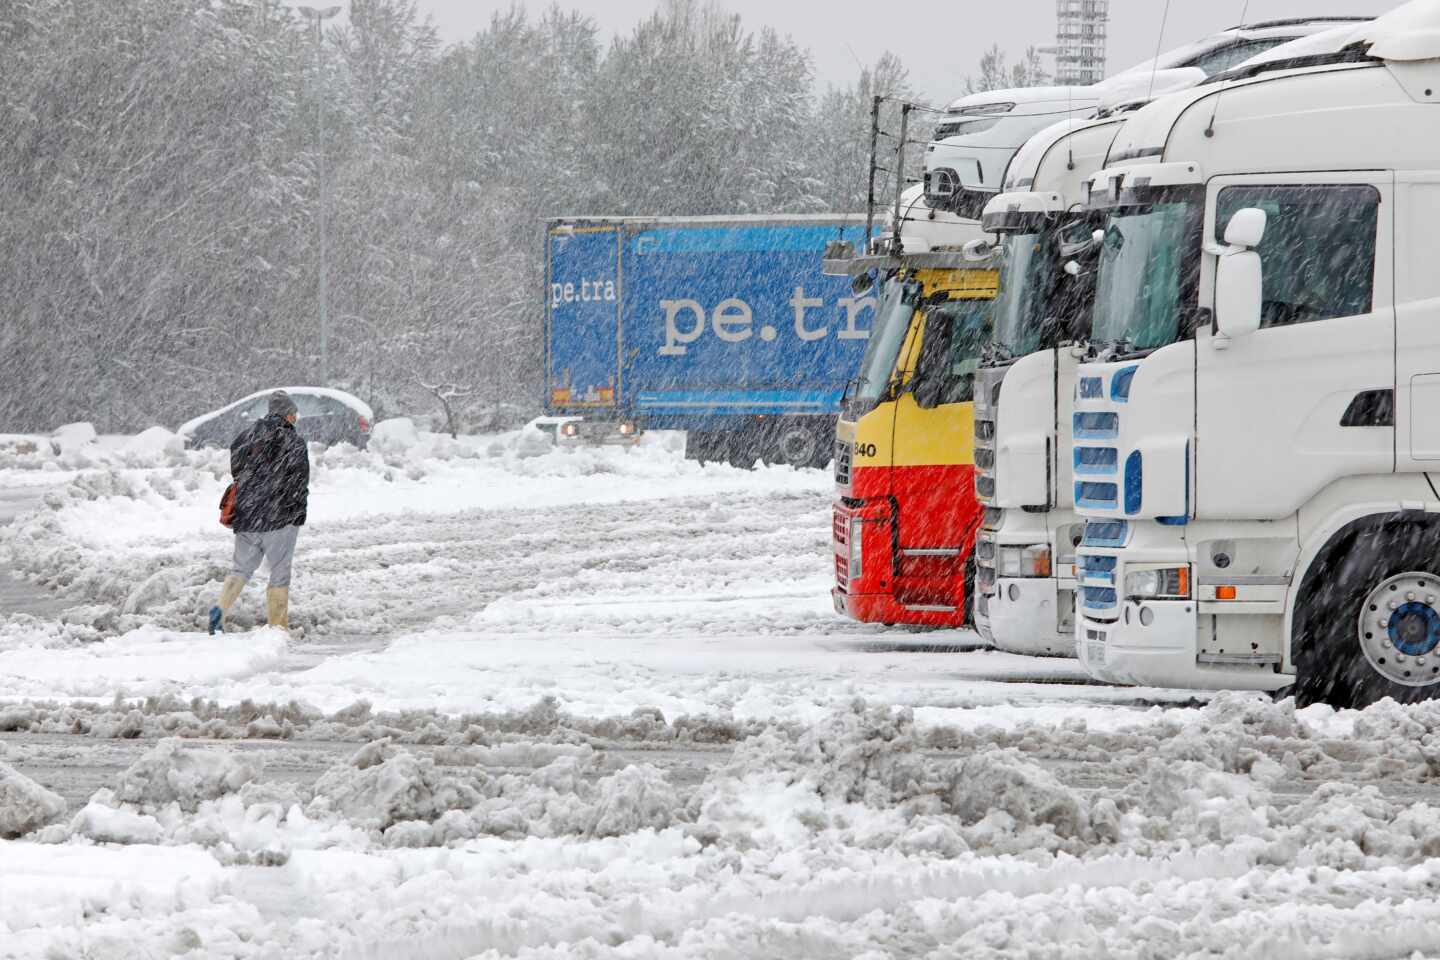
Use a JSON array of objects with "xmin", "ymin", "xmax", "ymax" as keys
[
  {"xmin": 1359, "ymin": 0, "xmax": 1440, "ymax": 62},
  {"xmin": 177, "ymin": 387, "xmax": 373, "ymax": 436},
  {"xmin": 1213, "ymin": 0, "xmax": 1440, "ymax": 73},
  {"xmin": 947, "ymin": 17, "xmax": 1374, "ymax": 115}
]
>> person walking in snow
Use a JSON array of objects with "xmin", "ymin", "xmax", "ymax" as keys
[{"xmin": 209, "ymin": 391, "xmax": 310, "ymax": 634}]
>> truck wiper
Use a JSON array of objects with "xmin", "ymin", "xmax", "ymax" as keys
[
  {"xmin": 1090, "ymin": 336, "xmax": 1134, "ymax": 362},
  {"xmin": 982, "ymin": 342, "xmax": 1015, "ymax": 365}
]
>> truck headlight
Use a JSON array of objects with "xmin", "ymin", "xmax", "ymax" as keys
[
  {"xmin": 849, "ymin": 518, "xmax": 863, "ymax": 581},
  {"xmin": 998, "ymin": 545, "xmax": 1051, "ymax": 578},
  {"xmin": 1124, "ymin": 566, "xmax": 1190, "ymax": 600}
]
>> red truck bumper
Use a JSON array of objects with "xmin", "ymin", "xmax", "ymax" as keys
[{"xmin": 832, "ymin": 498, "xmax": 969, "ymax": 628}]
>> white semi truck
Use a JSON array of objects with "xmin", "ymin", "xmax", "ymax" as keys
[
  {"xmin": 969, "ymin": 113, "xmax": 1127, "ymax": 655},
  {"xmin": 1070, "ymin": 2, "xmax": 1440, "ymax": 708},
  {"xmin": 965, "ymin": 17, "xmax": 1368, "ymax": 658}
]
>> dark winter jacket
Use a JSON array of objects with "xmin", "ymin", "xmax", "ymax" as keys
[{"xmin": 229, "ymin": 414, "xmax": 310, "ymax": 532}]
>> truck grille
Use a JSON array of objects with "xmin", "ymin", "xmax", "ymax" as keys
[
  {"xmin": 834, "ymin": 440, "xmax": 853, "ymax": 486},
  {"xmin": 1081, "ymin": 585, "xmax": 1118, "ymax": 612},
  {"xmin": 974, "ymin": 411, "xmax": 996, "ymax": 503}
]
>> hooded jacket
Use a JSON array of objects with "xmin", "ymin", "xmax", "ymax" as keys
[{"xmin": 229, "ymin": 414, "xmax": 309, "ymax": 532}]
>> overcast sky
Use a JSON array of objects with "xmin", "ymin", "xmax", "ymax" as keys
[{"xmin": 386, "ymin": 0, "xmax": 1402, "ymax": 104}]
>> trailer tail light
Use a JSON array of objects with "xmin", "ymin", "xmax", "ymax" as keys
[
  {"xmin": 619, "ymin": 422, "xmax": 636, "ymax": 436},
  {"xmin": 561, "ymin": 422, "xmax": 579, "ymax": 437},
  {"xmin": 359, "ymin": 416, "xmax": 371, "ymax": 433}
]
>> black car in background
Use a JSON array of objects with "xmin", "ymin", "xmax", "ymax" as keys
[{"xmin": 180, "ymin": 387, "xmax": 373, "ymax": 449}]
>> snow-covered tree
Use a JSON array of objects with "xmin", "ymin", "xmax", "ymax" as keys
[{"xmin": 0, "ymin": 0, "xmax": 924, "ymax": 432}]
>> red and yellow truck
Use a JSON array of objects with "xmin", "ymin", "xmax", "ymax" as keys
[{"xmin": 830, "ymin": 262, "xmax": 996, "ymax": 626}]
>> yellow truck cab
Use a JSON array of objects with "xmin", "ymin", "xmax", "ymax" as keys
[{"xmin": 832, "ymin": 266, "xmax": 996, "ymax": 625}]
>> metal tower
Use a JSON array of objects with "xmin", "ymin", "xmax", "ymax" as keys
[{"xmin": 1051, "ymin": 0, "xmax": 1109, "ymax": 85}]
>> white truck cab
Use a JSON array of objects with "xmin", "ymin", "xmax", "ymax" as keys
[
  {"xmin": 1071, "ymin": 3, "xmax": 1440, "ymax": 707},
  {"xmin": 966, "ymin": 32, "xmax": 1316, "ymax": 657},
  {"xmin": 970, "ymin": 113, "xmax": 1128, "ymax": 655}
]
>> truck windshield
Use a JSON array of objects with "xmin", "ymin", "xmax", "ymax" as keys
[
  {"xmin": 991, "ymin": 232, "xmax": 1055, "ymax": 359},
  {"xmin": 849, "ymin": 276, "xmax": 919, "ymax": 410},
  {"xmin": 1090, "ymin": 196, "xmax": 1202, "ymax": 355},
  {"xmin": 991, "ymin": 223, "xmax": 1096, "ymax": 361}
]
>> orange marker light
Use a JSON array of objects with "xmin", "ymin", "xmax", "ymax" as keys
[{"xmin": 1215, "ymin": 585, "xmax": 1237, "ymax": 601}]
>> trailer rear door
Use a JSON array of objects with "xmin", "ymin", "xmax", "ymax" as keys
[{"xmin": 546, "ymin": 225, "xmax": 624, "ymax": 411}]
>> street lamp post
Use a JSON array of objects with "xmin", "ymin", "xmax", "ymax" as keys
[{"xmin": 297, "ymin": 5, "xmax": 341, "ymax": 386}]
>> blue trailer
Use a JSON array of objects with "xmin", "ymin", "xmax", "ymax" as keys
[{"xmin": 544, "ymin": 215, "xmax": 872, "ymax": 468}]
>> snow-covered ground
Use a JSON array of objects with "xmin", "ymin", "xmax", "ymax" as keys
[{"xmin": 4, "ymin": 424, "xmax": 1440, "ymax": 958}]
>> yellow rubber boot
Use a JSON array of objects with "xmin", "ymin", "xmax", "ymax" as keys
[
  {"xmin": 209, "ymin": 575, "xmax": 246, "ymax": 635},
  {"xmin": 266, "ymin": 587, "xmax": 290, "ymax": 631}
]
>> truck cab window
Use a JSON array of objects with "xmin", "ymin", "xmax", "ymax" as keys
[
  {"xmin": 915, "ymin": 298, "xmax": 994, "ymax": 406},
  {"xmin": 848, "ymin": 277, "xmax": 921, "ymax": 414},
  {"xmin": 1186, "ymin": 37, "xmax": 1286, "ymax": 76},
  {"xmin": 1215, "ymin": 184, "xmax": 1379, "ymax": 329}
]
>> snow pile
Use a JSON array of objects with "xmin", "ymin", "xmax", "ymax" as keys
[
  {"xmin": 366, "ymin": 417, "xmax": 485, "ymax": 464},
  {"xmin": 306, "ymin": 739, "xmax": 679, "ymax": 846},
  {"xmin": 586, "ymin": 763, "xmax": 679, "ymax": 838},
  {"xmin": 113, "ymin": 738, "xmax": 262, "ymax": 812},
  {"xmin": 0, "ymin": 626, "xmax": 289, "ymax": 700},
  {"xmin": 0, "ymin": 763, "xmax": 66, "ymax": 838},
  {"xmin": 10, "ymin": 698, "xmax": 1440, "ymax": 954},
  {"xmin": 0, "ymin": 615, "xmax": 106, "ymax": 653},
  {"xmin": 51, "ymin": 421, "xmax": 97, "ymax": 454},
  {"xmin": 308, "ymin": 742, "xmax": 492, "ymax": 833},
  {"xmin": 118, "ymin": 426, "xmax": 187, "ymax": 464},
  {"xmin": 367, "ymin": 416, "xmax": 421, "ymax": 456},
  {"xmin": 0, "ymin": 423, "xmax": 195, "ymax": 475}
]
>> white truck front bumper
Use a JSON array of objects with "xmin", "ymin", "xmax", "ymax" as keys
[
  {"xmin": 988, "ymin": 576, "xmax": 1076, "ymax": 657},
  {"xmin": 1077, "ymin": 600, "xmax": 1289, "ymax": 691}
]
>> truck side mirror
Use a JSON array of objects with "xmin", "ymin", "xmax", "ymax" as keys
[
  {"xmin": 1224, "ymin": 207, "xmax": 1266, "ymax": 249},
  {"xmin": 1215, "ymin": 252, "xmax": 1262, "ymax": 340},
  {"xmin": 1213, "ymin": 207, "xmax": 1267, "ymax": 342}
]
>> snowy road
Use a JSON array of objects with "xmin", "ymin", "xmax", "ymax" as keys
[{"xmin": 4, "ymin": 430, "xmax": 1440, "ymax": 958}]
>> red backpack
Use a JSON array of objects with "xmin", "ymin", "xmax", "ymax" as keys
[{"xmin": 219, "ymin": 483, "xmax": 237, "ymax": 528}]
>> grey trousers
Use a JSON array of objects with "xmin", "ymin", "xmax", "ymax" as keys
[{"xmin": 232, "ymin": 525, "xmax": 300, "ymax": 588}]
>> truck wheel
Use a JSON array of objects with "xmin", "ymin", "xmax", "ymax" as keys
[
  {"xmin": 774, "ymin": 423, "xmax": 820, "ymax": 469},
  {"xmin": 1294, "ymin": 520, "xmax": 1440, "ymax": 709}
]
